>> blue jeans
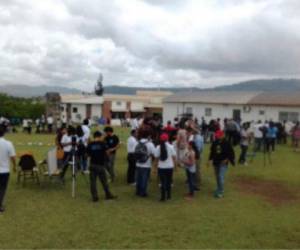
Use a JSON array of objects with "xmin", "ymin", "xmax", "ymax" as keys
[
  {"xmin": 213, "ymin": 164, "xmax": 228, "ymax": 194},
  {"xmin": 78, "ymin": 155, "xmax": 87, "ymax": 171},
  {"xmin": 186, "ymin": 170, "xmax": 196, "ymax": 196},
  {"xmin": 136, "ymin": 167, "xmax": 151, "ymax": 196}
]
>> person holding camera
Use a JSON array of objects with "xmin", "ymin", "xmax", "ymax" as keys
[
  {"xmin": 60, "ymin": 126, "xmax": 76, "ymax": 182},
  {"xmin": 76, "ymin": 125, "xmax": 89, "ymax": 173},
  {"xmin": 0, "ymin": 125, "xmax": 16, "ymax": 213},
  {"xmin": 266, "ymin": 121, "xmax": 278, "ymax": 152},
  {"xmin": 87, "ymin": 131, "xmax": 116, "ymax": 202}
]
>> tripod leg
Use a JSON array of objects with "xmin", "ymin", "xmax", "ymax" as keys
[
  {"xmin": 268, "ymin": 152, "xmax": 272, "ymax": 165},
  {"xmin": 72, "ymin": 155, "xmax": 76, "ymax": 198}
]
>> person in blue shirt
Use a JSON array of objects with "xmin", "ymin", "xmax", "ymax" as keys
[{"xmin": 266, "ymin": 121, "xmax": 278, "ymax": 152}]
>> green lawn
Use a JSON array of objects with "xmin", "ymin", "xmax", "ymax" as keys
[{"xmin": 0, "ymin": 128, "xmax": 300, "ymax": 249}]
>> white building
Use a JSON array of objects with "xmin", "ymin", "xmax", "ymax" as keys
[
  {"xmin": 60, "ymin": 94, "xmax": 104, "ymax": 124},
  {"xmin": 163, "ymin": 91, "xmax": 300, "ymax": 123}
]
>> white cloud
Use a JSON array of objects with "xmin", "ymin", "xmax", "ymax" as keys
[{"xmin": 0, "ymin": 0, "xmax": 299, "ymax": 90}]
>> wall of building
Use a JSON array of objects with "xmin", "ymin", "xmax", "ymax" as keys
[
  {"xmin": 60, "ymin": 103, "xmax": 102, "ymax": 124},
  {"xmin": 91, "ymin": 104, "xmax": 102, "ymax": 120},
  {"xmin": 111, "ymin": 100, "xmax": 127, "ymax": 111},
  {"xmin": 163, "ymin": 102, "xmax": 300, "ymax": 124}
]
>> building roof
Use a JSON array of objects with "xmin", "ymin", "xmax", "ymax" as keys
[
  {"xmin": 103, "ymin": 94, "xmax": 149, "ymax": 102},
  {"xmin": 61, "ymin": 94, "xmax": 103, "ymax": 104},
  {"xmin": 136, "ymin": 90, "xmax": 173, "ymax": 97},
  {"xmin": 61, "ymin": 91, "xmax": 172, "ymax": 109},
  {"xmin": 164, "ymin": 91, "xmax": 300, "ymax": 107},
  {"xmin": 164, "ymin": 91, "xmax": 261, "ymax": 105},
  {"xmin": 248, "ymin": 92, "xmax": 300, "ymax": 107}
]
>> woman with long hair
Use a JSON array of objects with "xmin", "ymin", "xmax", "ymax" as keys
[
  {"xmin": 155, "ymin": 133, "xmax": 176, "ymax": 202},
  {"xmin": 181, "ymin": 141, "xmax": 197, "ymax": 200}
]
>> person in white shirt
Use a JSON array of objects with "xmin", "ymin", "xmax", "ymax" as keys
[
  {"xmin": 22, "ymin": 119, "xmax": 28, "ymax": 133},
  {"xmin": 82, "ymin": 119, "xmax": 91, "ymax": 140},
  {"xmin": 135, "ymin": 130, "xmax": 156, "ymax": 197},
  {"xmin": 47, "ymin": 115, "xmax": 54, "ymax": 133},
  {"xmin": 239, "ymin": 123, "xmax": 250, "ymax": 165},
  {"xmin": 0, "ymin": 125, "xmax": 16, "ymax": 213},
  {"xmin": 253, "ymin": 120, "xmax": 263, "ymax": 152},
  {"xmin": 130, "ymin": 118, "xmax": 139, "ymax": 130},
  {"xmin": 60, "ymin": 126, "xmax": 75, "ymax": 181},
  {"xmin": 76, "ymin": 125, "xmax": 89, "ymax": 173},
  {"xmin": 155, "ymin": 133, "xmax": 176, "ymax": 201},
  {"xmin": 127, "ymin": 130, "xmax": 138, "ymax": 184}
]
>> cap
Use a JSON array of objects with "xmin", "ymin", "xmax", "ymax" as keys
[{"xmin": 160, "ymin": 133, "xmax": 169, "ymax": 142}]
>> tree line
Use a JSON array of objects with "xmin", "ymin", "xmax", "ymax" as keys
[{"xmin": 0, "ymin": 93, "xmax": 45, "ymax": 120}]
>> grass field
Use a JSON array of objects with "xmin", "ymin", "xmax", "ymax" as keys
[{"xmin": 0, "ymin": 127, "xmax": 300, "ymax": 249}]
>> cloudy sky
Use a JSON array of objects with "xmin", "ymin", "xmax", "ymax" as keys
[{"xmin": 0, "ymin": 0, "xmax": 300, "ymax": 91}]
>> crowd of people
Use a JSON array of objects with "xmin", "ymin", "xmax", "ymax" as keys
[{"xmin": 0, "ymin": 114, "xmax": 299, "ymax": 213}]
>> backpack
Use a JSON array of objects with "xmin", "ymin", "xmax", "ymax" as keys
[
  {"xmin": 56, "ymin": 147, "xmax": 64, "ymax": 160},
  {"xmin": 134, "ymin": 142, "xmax": 149, "ymax": 164}
]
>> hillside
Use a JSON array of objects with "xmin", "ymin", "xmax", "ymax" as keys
[
  {"xmin": 212, "ymin": 79, "xmax": 300, "ymax": 92},
  {"xmin": 1, "ymin": 79, "xmax": 300, "ymax": 97},
  {"xmin": 0, "ymin": 85, "xmax": 81, "ymax": 97}
]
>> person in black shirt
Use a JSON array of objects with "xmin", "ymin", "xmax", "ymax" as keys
[
  {"xmin": 87, "ymin": 131, "xmax": 116, "ymax": 202},
  {"xmin": 104, "ymin": 126, "xmax": 120, "ymax": 182},
  {"xmin": 208, "ymin": 130, "xmax": 235, "ymax": 199}
]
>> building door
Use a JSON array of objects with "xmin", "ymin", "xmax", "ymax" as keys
[
  {"xmin": 66, "ymin": 104, "xmax": 72, "ymax": 122},
  {"xmin": 232, "ymin": 109, "xmax": 241, "ymax": 121},
  {"xmin": 86, "ymin": 104, "xmax": 92, "ymax": 119}
]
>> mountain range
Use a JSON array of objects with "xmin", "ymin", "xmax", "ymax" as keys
[{"xmin": 0, "ymin": 79, "xmax": 299, "ymax": 97}]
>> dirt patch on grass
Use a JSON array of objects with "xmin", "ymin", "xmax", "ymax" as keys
[{"xmin": 234, "ymin": 176, "xmax": 300, "ymax": 206}]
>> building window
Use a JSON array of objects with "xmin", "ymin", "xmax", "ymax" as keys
[
  {"xmin": 259, "ymin": 110, "xmax": 265, "ymax": 115},
  {"xmin": 112, "ymin": 112, "xmax": 125, "ymax": 119},
  {"xmin": 186, "ymin": 107, "xmax": 193, "ymax": 114},
  {"xmin": 116, "ymin": 101, "xmax": 122, "ymax": 106},
  {"xmin": 205, "ymin": 108, "xmax": 212, "ymax": 117},
  {"xmin": 279, "ymin": 112, "xmax": 299, "ymax": 122},
  {"xmin": 243, "ymin": 106, "xmax": 251, "ymax": 113},
  {"xmin": 60, "ymin": 106, "xmax": 64, "ymax": 111},
  {"xmin": 73, "ymin": 107, "xmax": 78, "ymax": 113}
]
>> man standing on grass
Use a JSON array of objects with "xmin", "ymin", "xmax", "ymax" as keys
[
  {"xmin": 87, "ymin": 131, "xmax": 116, "ymax": 202},
  {"xmin": 208, "ymin": 130, "xmax": 235, "ymax": 198},
  {"xmin": 104, "ymin": 126, "xmax": 120, "ymax": 182},
  {"xmin": 0, "ymin": 125, "xmax": 16, "ymax": 213},
  {"xmin": 47, "ymin": 115, "xmax": 54, "ymax": 133},
  {"xmin": 82, "ymin": 118, "xmax": 91, "ymax": 140},
  {"xmin": 127, "ymin": 129, "xmax": 138, "ymax": 185}
]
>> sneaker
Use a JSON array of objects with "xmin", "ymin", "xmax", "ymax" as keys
[
  {"xmin": 92, "ymin": 197, "xmax": 99, "ymax": 202},
  {"xmin": 184, "ymin": 194, "xmax": 194, "ymax": 201},
  {"xmin": 83, "ymin": 170, "xmax": 90, "ymax": 175},
  {"xmin": 0, "ymin": 207, "xmax": 5, "ymax": 213},
  {"xmin": 214, "ymin": 192, "xmax": 224, "ymax": 198},
  {"xmin": 216, "ymin": 193, "xmax": 224, "ymax": 198},
  {"xmin": 105, "ymin": 195, "xmax": 117, "ymax": 200}
]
